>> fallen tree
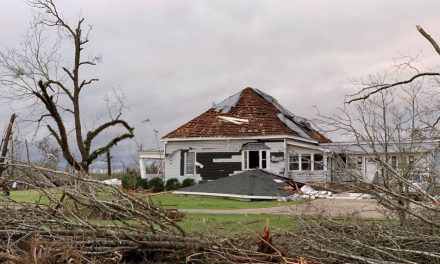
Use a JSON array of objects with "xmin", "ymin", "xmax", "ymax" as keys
[
  {"xmin": 283, "ymin": 215, "xmax": 440, "ymax": 264},
  {"xmin": 0, "ymin": 160, "xmax": 305, "ymax": 263}
]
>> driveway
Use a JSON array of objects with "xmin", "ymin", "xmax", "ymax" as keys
[{"xmin": 180, "ymin": 199, "xmax": 386, "ymax": 219}]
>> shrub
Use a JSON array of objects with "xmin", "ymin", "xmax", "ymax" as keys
[
  {"xmin": 165, "ymin": 178, "xmax": 181, "ymax": 191},
  {"xmin": 138, "ymin": 178, "xmax": 149, "ymax": 189},
  {"xmin": 181, "ymin": 178, "xmax": 195, "ymax": 188},
  {"xmin": 149, "ymin": 177, "xmax": 164, "ymax": 192},
  {"xmin": 121, "ymin": 174, "xmax": 141, "ymax": 190},
  {"xmin": 198, "ymin": 179, "xmax": 208, "ymax": 184}
]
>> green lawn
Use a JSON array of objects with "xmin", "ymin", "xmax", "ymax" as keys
[
  {"xmin": 180, "ymin": 213, "xmax": 298, "ymax": 235},
  {"xmin": 146, "ymin": 194, "xmax": 305, "ymax": 210},
  {"xmin": 3, "ymin": 190, "xmax": 307, "ymax": 236},
  {"xmin": 5, "ymin": 190, "xmax": 305, "ymax": 210},
  {"xmin": 3, "ymin": 189, "xmax": 58, "ymax": 205}
]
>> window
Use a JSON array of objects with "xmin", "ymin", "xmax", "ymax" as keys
[
  {"xmin": 242, "ymin": 150, "xmax": 269, "ymax": 170},
  {"xmin": 397, "ymin": 155, "xmax": 415, "ymax": 170},
  {"xmin": 289, "ymin": 154, "xmax": 299, "ymax": 171},
  {"xmin": 301, "ymin": 154, "xmax": 311, "ymax": 171},
  {"xmin": 314, "ymin": 154, "xmax": 324, "ymax": 171},
  {"xmin": 391, "ymin": 156, "xmax": 397, "ymax": 169},
  {"xmin": 357, "ymin": 157, "xmax": 363, "ymax": 170},
  {"xmin": 347, "ymin": 157, "xmax": 362, "ymax": 170},
  {"xmin": 261, "ymin": 151, "xmax": 267, "ymax": 169},
  {"xmin": 409, "ymin": 155, "xmax": 415, "ymax": 169},
  {"xmin": 290, "ymin": 153, "xmax": 326, "ymax": 171},
  {"xmin": 185, "ymin": 152, "xmax": 195, "ymax": 175}
]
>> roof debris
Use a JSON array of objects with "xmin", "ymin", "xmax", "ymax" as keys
[
  {"xmin": 212, "ymin": 91, "xmax": 241, "ymax": 113},
  {"xmin": 218, "ymin": 116, "xmax": 249, "ymax": 124},
  {"xmin": 277, "ymin": 113, "xmax": 313, "ymax": 140}
]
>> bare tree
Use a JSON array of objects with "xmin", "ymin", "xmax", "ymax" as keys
[
  {"xmin": 346, "ymin": 25, "xmax": 440, "ymax": 104},
  {"xmin": 315, "ymin": 25, "xmax": 440, "ymax": 227},
  {"xmin": 0, "ymin": 0, "xmax": 134, "ymax": 174},
  {"xmin": 321, "ymin": 81, "xmax": 440, "ymax": 226},
  {"xmin": 36, "ymin": 136, "xmax": 60, "ymax": 170}
]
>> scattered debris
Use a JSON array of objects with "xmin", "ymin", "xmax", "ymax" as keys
[
  {"xmin": 298, "ymin": 184, "xmax": 371, "ymax": 200},
  {"xmin": 329, "ymin": 192, "xmax": 372, "ymax": 200},
  {"xmin": 258, "ymin": 219, "xmax": 274, "ymax": 254},
  {"xmin": 101, "ymin": 178, "xmax": 122, "ymax": 185},
  {"xmin": 218, "ymin": 116, "xmax": 249, "ymax": 124}
]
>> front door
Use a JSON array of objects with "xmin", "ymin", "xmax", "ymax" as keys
[{"xmin": 248, "ymin": 151, "xmax": 260, "ymax": 169}]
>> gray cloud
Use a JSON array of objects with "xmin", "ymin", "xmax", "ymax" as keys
[{"xmin": 1, "ymin": 0, "xmax": 440, "ymax": 169}]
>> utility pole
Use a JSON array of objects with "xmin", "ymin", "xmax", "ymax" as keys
[
  {"xmin": 107, "ymin": 151, "xmax": 112, "ymax": 178},
  {"xmin": 25, "ymin": 140, "xmax": 30, "ymax": 164},
  {"xmin": 120, "ymin": 160, "xmax": 125, "ymax": 174}
]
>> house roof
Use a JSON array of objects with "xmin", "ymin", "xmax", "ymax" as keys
[
  {"xmin": 322, "ymin": 140, "xmax": 440, "ymax": 154},
  {"xmin": 174, "ymin": 169, "xmax": 302, "ymax": 200},
  {"xmin": 163, "ymin": 87, "xmax": 331, "ymax": 143}
]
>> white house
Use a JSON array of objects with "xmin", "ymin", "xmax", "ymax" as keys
[{"xmin": 139, "ymin": 87, "xmax": 440, "ymax": 184}]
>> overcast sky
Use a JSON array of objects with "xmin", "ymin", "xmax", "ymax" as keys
[{"xmin": 1, "ymin": 0, "xmax": 440, "ymax": 168}]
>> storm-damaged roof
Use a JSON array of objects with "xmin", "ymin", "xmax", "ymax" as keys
[
  {"xmin": 174, "ymin": 169, "xmax": 303, "ymax": 200},
  {"xmin": 163, "ymin": 87, "xmax": 331, "ymax": 143}
]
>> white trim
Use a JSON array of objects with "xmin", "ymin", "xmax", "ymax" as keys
[
  {"xmin": 184, "ymin": 152, "xmax": 196, "ymax": 176},
  {"xmin": 173, "ymin": 191, "xmax": 284, "ymax": 200},
  {"xmin": 320, "ymin": 139, "xmax": 440, "ymax": 146},
  {"xmin": 163, "ymin": 135, "xmax": 318, "ymax": 144},
  {"xmin": 286, "ymin": 140, "xmax": 327, "ymax": 151},
  {"xmin": 242, "ymin": 150, "xmax": 269, "ymax": 170},
  {"xmin": 288, "ymin": 153, "xmax": 300, "ymax": 171}
]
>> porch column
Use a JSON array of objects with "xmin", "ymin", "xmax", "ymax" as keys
[
  {"xmin": 284, "ymin": 138, "xmax": 289, "ymax": 177},
  {"xmin": 139, "ymin": 158, "xmax": 147, "ymax": 179}
]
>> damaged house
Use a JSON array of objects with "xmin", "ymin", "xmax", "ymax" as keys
[
  {"xmin": 139, "ymin": 87, "xmax": 440, "ymax": 193},
  {"xmin": 140, "ymin": 87, "xmax": 332, "ymax": 184}
]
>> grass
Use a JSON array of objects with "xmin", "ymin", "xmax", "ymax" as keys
[
  {"xmin": 145, "ymin": 194, "xmax": 305, "ymax": 210},
  {"xmin": 179, "ymin": 213, "xmax": 298, "ymax": 235},
  {"xmin": 5, "ymin": 190, "xmax": 305, "ymax": 210},
  {"xmin": 4, "ymin": 189, "xmax": 57, "ymax": 205}
]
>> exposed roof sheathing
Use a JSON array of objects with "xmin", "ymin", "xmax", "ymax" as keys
[{"xmin": 163, "ymin": 87, "xmax": 331, "ymax": 143}]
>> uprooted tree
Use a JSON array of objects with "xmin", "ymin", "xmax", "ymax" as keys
[{"xmin": 0, "ymin": 0, "xmax": 134, "ymax": 173}]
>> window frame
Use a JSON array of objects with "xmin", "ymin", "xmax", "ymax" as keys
[
  {"xmin": 289, "ymin": 154, "xmax": 300, "ymax": 171},
  {"xmin": 289, "ymin": 153, "xmax": 327, "ymax": 171},
  {"xmin": 347, "ymin": 156, "xmax": 362, "ymax": 171},
  {"xmin": 301, "ymin": 154, "xmax": 312, "ymax": 171},
  {"xmin": 242, "ymin": 150, "xmax": 270, "ymax": 170},
  {"xmin": 313, "ymin": 154, "xmax": 324, "ymax": 171},
  {"xmin": 184, "ymin": 152, "xmax": 196, "ymax": 176}
]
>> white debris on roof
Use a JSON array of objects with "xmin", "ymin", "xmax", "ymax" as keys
[
  {"xmin": 218, "ymin": 116, "xmax": 249, "ymax": 124},
  {"xmin": 212, "ymin": 91, "xmax": 241, "ymax": 113},
  {"xmin": 277, "ymin": 113, "xmax": 312, "ymax": 139}
]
